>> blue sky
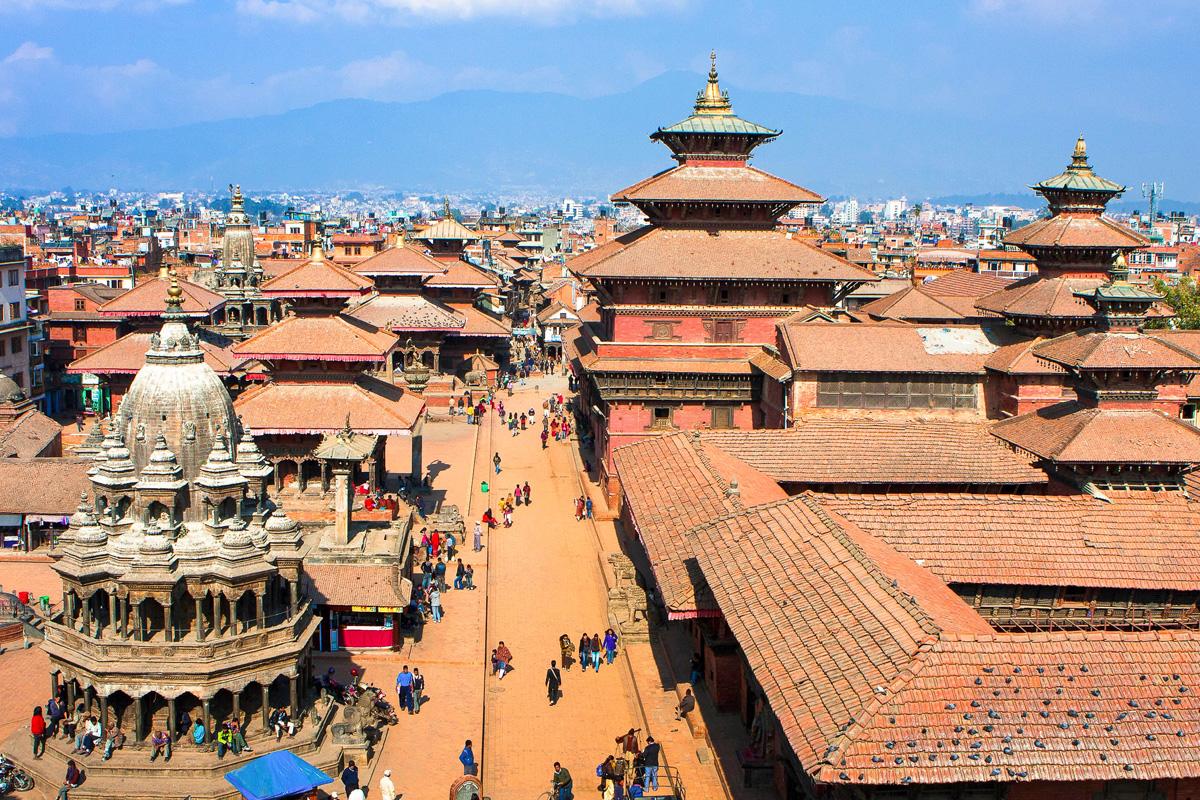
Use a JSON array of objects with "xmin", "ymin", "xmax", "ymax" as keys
[{"xmin": 1, "ymin": 0, "xmax": 1197, "ymax": 139}]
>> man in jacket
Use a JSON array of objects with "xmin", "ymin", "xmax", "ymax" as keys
[{"xmin": 545, "ymin": 660, "xmax": 562, "ymax": 706}]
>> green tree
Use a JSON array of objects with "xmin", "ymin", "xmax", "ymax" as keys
[{"xmin": 1150, "ymin": 276, "xmax": 1200, "ymax": 329}]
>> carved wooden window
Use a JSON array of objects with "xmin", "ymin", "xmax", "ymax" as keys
[
  {"xmin": 816, "ymin": 373, "xmax": 976, "ymax": 410},
  {"xmin": 710, "ymin": 406, "xmax": 734, "ymax": 429},
  {"xmin": 650, "ymin": 407, "xmax": 674, "ymax": 430},
  {"xmin": 650, "ymin": 322, "xmax": 675, "ymax": 341}
]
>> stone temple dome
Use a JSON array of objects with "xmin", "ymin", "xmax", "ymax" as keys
[
  {"xmin": 0, "ymin": 371, "xmax": 26, "ymax": 404},
  {"xmin": 116, "ymin": 272, "xmax": 237, "ymax": 498}
]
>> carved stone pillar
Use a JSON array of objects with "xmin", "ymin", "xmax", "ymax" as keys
[
  {"xmin": 99, "ymin": 695, "xmax": 108, "ymax": 732},
  {"xmin": 232, "ymin": 689, "xmax": 241, "ymax": 727},
  {"xmin": 133, "ymin": 694, "xmax": 144, "ymax": 742},
  {"xmin": 201, "ymin": 698, "xmax": 212, "ymax": 743},
  {"xmin": 289, "ymin": 675, "xmax": 298, "ymax": 719},
  {"xmin": 261, "ymin": 683, "xmax": 270, "ymax": 731},
  {"xmin": 255, "ymin": 592, "xmax": 265, "ymax": 629},
  {"xmin": 288, "ymin": 580, "xmax": 298, "ymax": 618},
  {"xmin": 195, "ymin": 595, "xmax": 205, "ymax": 642},
  {"xmin": 168, "ymin": 697, "xmax": 177, "ymax": 741}
]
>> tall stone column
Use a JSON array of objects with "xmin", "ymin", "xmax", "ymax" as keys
[
  {"xmin": 261, "ymin": 684, "xmax": 270, "ymax": 731},
  {"xmin": 195, "ymin": 595, "xmax": 205, "ymax": 642},
  {"xmin": 168, "ymin": 697, "xmax": 177, "ymax": 741},
  {"xmin": 256, "ymin": 592, "xmax": 265, "ymax": 629},
  {"xmin": 201, "ymin": 698, "xmax": 212, "ymax": 743},
  {"xmin": 99, "ymin": 695, "xmax": 108, "ymax": 731},
  {"xmin": 289, "ymin": 675, "xmax": 298, "ymax": 719},
  {"xmin": 331, "ymin": 465, "xmax": 352, "ymax": 546},
  {"xmin": 232, "ymin": 689, "xmax": 241, "ymax": 727}
]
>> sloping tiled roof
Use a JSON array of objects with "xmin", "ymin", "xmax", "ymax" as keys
[
  {"xmin": 421, "ymin": 217, "xmax": 480, "ymax": 242},
  {"xmin": 425, "ymin": 259, "xmax": 501, "ymax": 288},
  {"xmin": 346, "ymin": 294, "xmax": 464, "ymax": 332},
  {"xmin": 232, "ymin": 314, "xmax": 398, "ymax": 362},
  {"xmin": 67, "ymin": 331, "xmax": 250, "ymax": 375},
  {"xmin": 691, "ymin": 494, "xmax": 1200, "ymax": 785},
  {"xmin": 612, "ymin": 432, "xmax": 786, "ymax": 617},
  {"xmin": 613, "ymin": 165, "xmax": 823, "ymax": 204},
  {"xmin": 984, "ymin": 338, "xmax": 1061, "ymax": 375},
  {"xmin": 860, "ymin": 286, "xmax": 974, "ymax": 322},
  {"xmin": 1032, "ymin": 330, "xmax": 1200, "ymax": 370},
  {"xmin": 447, "ymin": 303, "xmax": 512, "ymax": 337},
  {"xmin": 233, "ymin": 374, "xmax": 424, "ymax": 434},
  {"xmin": 991, "ymin": 402, "xmax": 1200, "ymax": 464},
  {"xmin": 0, "ymin": 457, "xmax": 90, "ymax": 513},
  {"xmin": 814, "ymin": 491, "xmax": 1200, "ymax": 590},
  {"xmin": 780, "ymin": 322, "xmax": 1012, "ymax": 374},
  {"xmin": 1005, "ymin": 213, "xmax": 1148, "ymax": 250},
  {"xmin": 0, "ymin": 408, "xmax": 61, "ymax": 459},
  {"xmin": 701, "ymin": 421, "xmax": 1046, "ymax": 486},
  {"xmin": 304, "ymin": 562, "xmax": 412, "ymax": 608},
  {"xmin": 351, "ymin": 245, "xmax": 447, "ymax": 277},
  {"xmin": 571, "ymin": 226, "xmax": 878, "ymax": 283},
  {"xmin": 98, "ymin": 276, "xmax": 225, "ymax": 318},
  {"xmin": 259, "ymin": 254, "xmax": 374, "ymax": 297},
  {"xmin": 975, "ymin": 275, "xmax": 1105, "ymax": 319}
]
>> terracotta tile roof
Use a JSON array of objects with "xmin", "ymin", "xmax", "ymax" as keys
[
  {"xmin": 1005, "ymin": 213, "xmax": 1149, "ymax": 250},
  {"xmin": 815, "ymin": 491, "xmax": 1200, "ymax": 590},
  {"xmin": 975, "ymin": 275, "xmax": 1104, "ymax": 319},
  {"xmin": 612, "ymin": 164, "xmax": 823, "ymax": 204},
  {"xmin": 991, "ymin": 402, "xmax": 1200, "ymax": 464},
  {"xmin": 446, "ymin": 303, "xmax": 511, "ymax": 337},
  {"xmin": 1032, "ymin": 331, "xmax": 1200, "ymax": 370},
  {"xmin": 351, "ymin": 245, "xmax": 446, "ymax": 277},
  {"xmin": 690, "ymin": 495, "xmax": 989, "ymax": 776},
  {"xmin": 535, "ymin": 301, "xmax": 579, "ymax": 325},
  {"xmin": 860, "ymin": 286, "xmax": 976, "ymax": 322},
  {"xmin": 259, "ymin": 254, "xmax": 374, "ymax": 298},
  {"xmin": 0, "ymin": 408, "xmax": 61, "ymax": 459},
  {"xmin": 780, "ymin": 322, "xmax": 1014, "ymax": 374},
  {"xmin": 923, "ymin": 270, "xmax": 1012, "ymax": 297},
  {"xmin": 692, "ymin": 495, "xmax": 1200, "ymax": 785},
  {"xmin": 424, "ymin": 259, "xmax": 501, "ymax": 288},
  {"xmin": 701, "ymin": 421, "xmax": 1046, "ymax": 486},
  {"xmin": 232, "ymin": 314, "xmax": 398, "ymax": 362},
  {"xmin": 984, "ymin": 338, "xmax": 1061, "ymax": 375},
  {"xmin": 420, "ymin": 217, "xmax": 480, "ymax": 242},
  {"xmin": 748, "ymin": 349, "xmax": 791, "ymax": 381},
  {"xmin": 233, "ymin": 374, "xmax": 424, "ymax": 434},
  {"xmin": 98, "ymin": 276, "xmax": 225, "ymax": 318},
  {"xmin": 67, "ymin": 331, "xmax": 251, "ymax": 375},
  {"xmin": 304, "ymin": 562, "xmax": 412, "ymax": 608},
  {"xmin": 346, "ymin": 294, "xmax": 464, "ymax": 332},
  {"xmin": 0, "ymin": 458, "xmax": 91, "ymax": 514},
  {"xmin": 612, "ymin": 431, "xmax": 787, "ymax": 617},
  {"xmin": 571, "ymin": 226, "xmax": 878, "ymax": 283},
  {"xmin": 581, "ymin": 354, "xmax": 756, "ymax": 376}
]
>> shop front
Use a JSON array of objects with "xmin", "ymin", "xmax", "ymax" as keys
[{"xmin": 315, "ymin": 605, "xmax": 403, "ymax": 651}]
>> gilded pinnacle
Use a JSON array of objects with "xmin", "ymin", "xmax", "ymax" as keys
[
  {"xmin": 1069, "ymin": 134, "xmax": 1091, "ymax": 172},
  {"xmin": 693, "ymin": 50, "xmax": 733, "ymax": 116}
]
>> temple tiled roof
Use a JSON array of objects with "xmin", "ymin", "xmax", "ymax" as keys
[
  {"xmin": 612, "ymin": 165, "xmax": 822, "ymax": 204},
  {"xmin": 420, "ymin": 217, "xmax": 480, "ymax": 242},
  {"xmin": 98, "ymin": 276, "xmax": 225, "ymax": 318},
  {"xmin": 304, "ymin": 563, "xmax": 412, "ymax": 608},
  {"xmin": 976, "ymin": 275, "xmax": 1109, "ymax": 319},
  {"xmin": 860, "ymin": 286, "xmax": 985, "ymax": 322},
  {"xmin": 691, "ymin": 494, "xmax": 1200, "ymax": 785},
  {"xmin": 611, "ymin": 432, "xmax": 786, "ymax": 617},
  {"xmin": 780, "ymin": 321, "xmax": 1014, "ymax": 374},
  {"xmin": 259, "ymin": 251, "xmax": 374, "ymax": 297},
  {"xmin": 0, "ymin": 458, "xmax": 91, "ymax": 514},
  {"xmin": 1032, "ymin": 330, "xmax": 1200, "ymax": 371},
  {"xmin": 0, "ymin": 407, "xmax": 61, "ymax": 459},
  {"xmin": 701, "ymin": 421, "xmax": 1046, "ymax": 486},
  {"xmin": 447, "ymin": 303, "xmax": 512, "ymax": 337},
  {"xmin": 1005, "ymin": 213, "xmax": 1148, "ymax": 250},
  {"xmin": 232, "ymin": 314, "xmax": 398, "ymax": 362},
  {"xmin": 67, "ymin": 331, "xmax": 251, "ymax": 375},
  {"xmin": 346, "ymin": 294, "xmax": 464, "ymax": 332},
  {"xmin": 991, "ymin": 402, "xmax": 1200, "ymax": 465},
  {"xmin": 571, "ymin": 226, "xmax": 878, "ymax": 283},
  {"xmin": 814, "ymin": 492, "xmax": 1200, "ymax": 590},
  {"xmin": 425, "ymin": 259, "xmax": 501, "ymax": 288},
  {"xmin": 984, "ymin": 338, "xmax": 1061, "ymax": 375},
  {"xmin": 233, "ymin": 374, "xmax": 424, "ymax": 434},
  {"xmin": 351, "ymin": 245, "xmax": 446, "ymax": 277}
]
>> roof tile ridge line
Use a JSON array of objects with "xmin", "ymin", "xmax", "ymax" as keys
[
  {"xmin": 800, "ymin": 495, "xmax": 942, "ymax": 638},
  {"xmin": 1148, "ymin": 332, "xmax": 1200, "ymax": 366},
  {"xmin": 686, "ymin": 432, "xmax": 745, "ymax": 513},
  {"xmin": 814, "ymin": 633, "xmax": 942, "ymax": 778}
]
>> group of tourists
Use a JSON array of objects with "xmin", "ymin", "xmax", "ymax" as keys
[
  {"xmin": 394, "ymin": 665, "xmax": 427, "ymax": 715},
  {"xmin": 557, "ymin": 629, "xmax": 619, "ymax": 673}
]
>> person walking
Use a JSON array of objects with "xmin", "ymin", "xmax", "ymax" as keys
[
  {"xmin": 641, "ymin": 736, "xmax": 661, "ymax": 791},
  {"xmin": 379, "ymin": 769, "xmax": 397, "ymax": 800},
  {"xmin": 590, "ymin": 633, "xmax": 603, "ymax": 672},
  {"xmin": 545, "ymin": 660, "xmax": 562, "ymax": 706},
  {"xmin": 585, "ymin": 497, "xmax": 594, "ymax": 520},
  {"xmin": 574, "ymin": 496, "xmax": 585, "ymax": 521},
  {"xmin": 559, "ymin": 633, "xmax": 575, "ymax": 670},
  {"xmin": 454, "ymin": 559, "xmax": 466, "ymax": 590},
  {"xmin": 473, "ymin": 521, "xmax": 483, "ymax": 552},
  {"xmin": 493, "ymin": 452, "xmax": 502, "ymax": 474},
  {"xmin": 578, "ymin": 632, "xmax": 592, "ymax": 673},
  {"xmin": 603, "ymin": 628, "xmax": 619, "ymax": 665},
  {"xmin": 412, "ymin": 667, "xmax": 425, "ymax": 714},
  {"xmin": 396, "ymin": 666, "xmax": 414, "ymax": 714},
  {"xmin": 435, "ymin": 558, "xmax": 447, "ymax": 591},
  {"xmin": 459, "ymin": 740, "xmax": 477, "ymax": 775},
  {"xmin": 46, "ymin": 696, "xmax": 63, "ymax": 739},
  {"xmin": 523, "ymin": 481, "xmax": 531, "ymax": 505},
  {"xmin": 430, "ymin": 586, "xmax": 443, "ymax": 623},
  {"xmin": 514, "ymin": 484, "xmax": 523, "ymax": 506},
  {"xmin": 465, "ymin": 563, "xmax": 476, "ymax": 590},
  {"xmin": 341, "ymin": 760, "xmax": 360, "ymax": 796},
  {"xmin": 552, "ymin": 762, "xmax": 574, "ymax": 800},
  {"xmin": 541, "ymin": 429, "xmax": 549, "ymax": 449},
  {"xmin": 30, "ymin": 706, "xmax": 46, "ymax": 759}
]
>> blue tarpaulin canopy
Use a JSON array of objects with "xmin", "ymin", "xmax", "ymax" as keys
[{"xmin": 224, "ymin": 751, "xmax": 333, "ymax": 800}]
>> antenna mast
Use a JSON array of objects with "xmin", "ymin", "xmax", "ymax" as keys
[{"xmin": 1141, "ymin": 181, "xmax": 1164, "ymax": 241}]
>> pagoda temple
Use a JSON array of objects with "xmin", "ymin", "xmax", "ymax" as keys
[
  {"xmin": 568, "ymin": 54, "xmax": 877, "ymax": 497},
  {"xmin": 232, "ymin": 245, "xmax": 425, "ymax": 498}
]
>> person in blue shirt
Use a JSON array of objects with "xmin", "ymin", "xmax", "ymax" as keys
[
  {"xmin": 396, "ymin": 666, "xmax": 414, "ymax": 714},
  {"xmin": 459, "ymin": 739, "xmax": 477, "ymax": 775}
]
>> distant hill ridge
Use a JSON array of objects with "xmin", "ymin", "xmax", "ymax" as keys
[{"xmin": 0, "ymin": 71, "xmax": 1194, "ymax": 201}]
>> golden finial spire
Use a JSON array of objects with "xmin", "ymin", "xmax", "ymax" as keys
[
  {"xmin": 164, "ymin": 266, "xmax": 183, "ymax": 316},
  {"xmin": 311, "ymin": 243, "xmax": 325, "ymax": 262},
  {"xmin": 443, "ymin": 197, "xmax": 452, "ymax": 219},
  {"xmin": 1069, "ymin": 134, "xmax": 1091, "ymax": 172},
  {"xmin": 693, "ymin": 49, "xmax": 732, "ymax": 116},
  {"xmin": 1108, "ymin": 250, "xmax": 1130, "ymax": 285},
  {"xmin": 230, "ymin": 183, "xmax": 244, "ymax": 212}
]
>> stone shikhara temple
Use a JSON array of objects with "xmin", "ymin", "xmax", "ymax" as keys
[{"xmin": 14, "ymin": 274, "xmax": 353, "ymax": 797}]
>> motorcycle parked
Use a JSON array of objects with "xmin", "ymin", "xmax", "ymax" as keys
[{"xmin": 0, "ymin": 753, "xmax": 33, "ymax": 793}]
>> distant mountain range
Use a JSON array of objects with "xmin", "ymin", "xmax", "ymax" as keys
[{"xmin": 0, "ymin": 71, "xmax": 1195, "ymax": 205}]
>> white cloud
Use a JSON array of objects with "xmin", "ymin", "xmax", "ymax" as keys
[
  {"xmin": 3, "ymin": 42, "xmax": 54, "ymax": 65},
  {"xmin": 235, "ymin": 0, "xmax": 666, "ymax": 23}
]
